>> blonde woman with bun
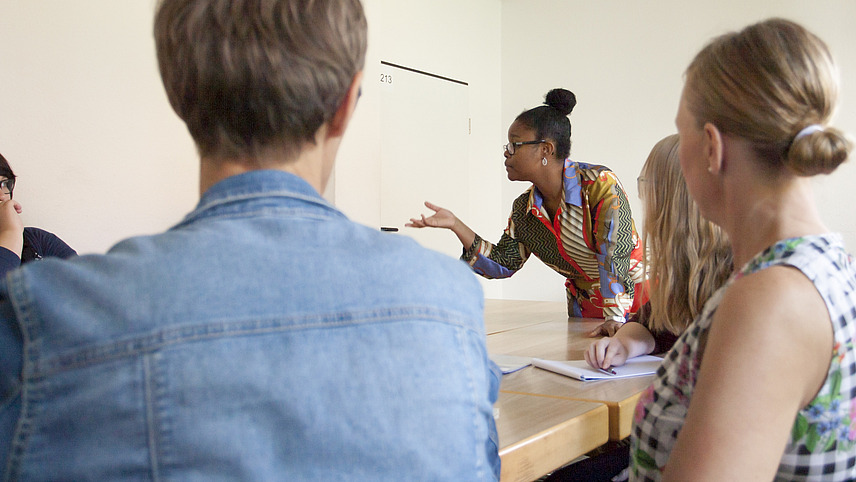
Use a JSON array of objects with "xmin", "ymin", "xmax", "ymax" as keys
[{"xmin": 632, "ymin": 18, "xmax": 856, "ymax": 481}]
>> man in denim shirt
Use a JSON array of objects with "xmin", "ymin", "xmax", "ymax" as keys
[{"xmin": 0, "ymin": 0, "xmax": 500, "ymax": 479}]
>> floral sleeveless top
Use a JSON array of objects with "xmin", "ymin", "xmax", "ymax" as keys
[{"xmin": 631, "ymin": 234, "xmax": 856, "ymax": 481}]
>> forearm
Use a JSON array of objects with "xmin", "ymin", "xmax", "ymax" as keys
[
  {"xmin": 596, "ymin": 258, "xmax": 634, "ymax": 320},
  {"xmin": 593, "ymin": 179, "xmax": 638, "ymax": 315},
  {"xmin": 594, "ymin": 219, "xmax": 637, "ymax": 318},
  {"xmin": 0, "ymin": 230, "xmax": 23, "ymax": 259},
  {"xmin": 613, "ymin": 322, "xmax": 656, "ymax": 359},
  {"xmin": 463, "ymin": 229, "xmax": 529, "ymax": 280},
  {"xmin": 450, "ymin": 217, "xmax": 475, "ymax": 248}
]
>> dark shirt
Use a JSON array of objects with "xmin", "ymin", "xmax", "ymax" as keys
[{"xmin": 0, "ymin": 227, "xmax": 77, "ymax": 277}]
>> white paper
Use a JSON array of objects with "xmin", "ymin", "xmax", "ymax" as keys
[{"xmin": 531, "ymin": 355, "xmax": 662, "ymax": 381}]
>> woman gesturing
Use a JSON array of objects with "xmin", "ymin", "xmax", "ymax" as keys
[{"xmin": 409, "ymin": 88, "xmax": 646, "ymax": 323}]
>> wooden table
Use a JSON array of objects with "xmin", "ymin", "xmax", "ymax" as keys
[
  {"xmin": 499, "ymin": 359, "xmax": 652, "ymax": 441},
  {"xmin": 484, "ymin": 299, "xmax": 573, "ymax": 335},
  {"xmin": 494, "ymin": 392, "xmax": 608, "ymax": 482},
  {"xmin": 487, "ymin": 299, "xmax": 656, "ymax": 480}
]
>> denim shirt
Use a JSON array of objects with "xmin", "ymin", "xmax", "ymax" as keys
[{"xmin": 0, "ymin": 170, "xmax": 500, "ymax": 481}]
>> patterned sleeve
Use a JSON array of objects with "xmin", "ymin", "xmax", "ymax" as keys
[
  {"xmin": 586, "ymin": 169, "xmax": 639, "ymax": 317},
  {"xmin": 461, "ymin": 211, "xmax": 531, "ymax": 280}
]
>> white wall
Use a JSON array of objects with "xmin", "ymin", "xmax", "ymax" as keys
[
  {"xmin": 1, "ymin": 1, "xmax": 854, "ymax": 303},
  {"xmin": 500, "ymin": 0, "xmax": 856, "ymax": 302},
  {"xmin": 0, "ymin": 1, "xmax": 505, "ymax": 305},
  {"xmin": 334, "ymin": 0, "xmax": 505, "ymax": 298}
]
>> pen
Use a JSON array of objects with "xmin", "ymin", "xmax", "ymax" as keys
[{"xmin": 597, "ymin": 366, "xmax": 618, "ymax": 376}]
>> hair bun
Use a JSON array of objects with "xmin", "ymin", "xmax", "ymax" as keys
[
  {"xmin": 545, "ymin": 88, "xmax": 576, "ymax": 116},
  {"xmin": 787, "ymin": 126, "xmax": 853, "ymax": 176}
]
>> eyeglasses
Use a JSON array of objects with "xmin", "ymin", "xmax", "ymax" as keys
[
  {"xmin": 504, "ymin": 139, "xmax": 545, "ymax": 156},
  {"xmin": 0, "ymin": 178, "xmax": 14, "ymax": 196}
]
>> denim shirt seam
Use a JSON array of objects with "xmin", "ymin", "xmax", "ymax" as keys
[
  {"xmin": 4, "ymin": 270, "xmax": 45, "ymax": 481},
  {"xmin": 455, "ymin": 325, "xmax": 488, "ymax": 480},
  {"xmin": 142, "ymin": 354, "xmax": 163, "ymax": 481},
  {"xmin": 175, "ymin": 190, "xmax": 345, "ymax": 229},
  {"xmin": 195, "ymin": 188, "xmax": 330, "ymax": 213},
  {"xmin": 33, "ymin": 306, "xmax": 481, "ymax": 377},
  {"xmin": 173, "ymin": 205, "xmax": 340, "ymax": 227}
]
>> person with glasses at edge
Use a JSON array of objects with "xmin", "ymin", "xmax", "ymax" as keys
[
  {"xmin": 408, "ymin": 88, "xmax": 647, "ymax": 328},
  {"xmin": 0, "ymin": 151, "xmax": 76, "ymax": 277}
]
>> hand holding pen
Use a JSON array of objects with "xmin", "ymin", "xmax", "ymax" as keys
[{"xmin": 584, "ymin": 335, "xmax": 629, "ymax": 373}]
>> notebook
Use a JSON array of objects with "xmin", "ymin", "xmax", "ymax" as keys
[{"xmin": 531, "ymin": 355, "xmax": 663, "ymax": 381}]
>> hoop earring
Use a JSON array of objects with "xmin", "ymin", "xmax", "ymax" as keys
[{"xmin": 541, "ymin": 158, "xmax": 548, "ymax": 166}]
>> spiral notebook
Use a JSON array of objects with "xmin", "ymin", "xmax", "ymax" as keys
[{"xmin": 531, "ymin": 355, "xmax": 662, "ymax": 381}]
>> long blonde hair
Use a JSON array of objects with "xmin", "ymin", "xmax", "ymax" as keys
[{"xmin": 639, "ymin": 135, "xmax": 732, "ymax": 334}]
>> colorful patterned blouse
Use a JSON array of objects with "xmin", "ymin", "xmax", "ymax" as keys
[
  {"xmin": 462, "ymin": 159, "xmax": 646, "ymax": 320},
  {"xmin": 631, "ymin": 234, "xmax": 856, "ymax": 481}
]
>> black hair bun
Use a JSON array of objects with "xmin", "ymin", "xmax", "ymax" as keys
[
  {"xmin": 544, "ymin": 89, "xmax": 577, "ymax": 115},
  {"xmin": 545, "ymin": 88, "xmax": 576, "ymax": 116}
]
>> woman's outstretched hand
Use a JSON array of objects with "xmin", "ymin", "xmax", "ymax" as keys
[
  {"xmin": 406, "ymin": 201, "xmax": 477, "ymax": 248},
  {"xmin": 406, "ymin": 201, "xmax": 457, "ymax": 229}
]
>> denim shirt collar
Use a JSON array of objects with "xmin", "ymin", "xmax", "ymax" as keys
[
  {"xmin": 530, "ymin": 158, "xmax": 583, "ymax": 211},
  {"xmin": 174, "ymin": 170, "xmax": 344, "ymax": 229}
]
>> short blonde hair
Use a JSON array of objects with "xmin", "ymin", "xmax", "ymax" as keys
[
  {"xmin": 154, "ymin": 0, "xmax": 367, "ymax": 164},
  {"xmin": 639, "ymin": 135, "xmax": 732, "ymax": 334},
  {"xmin": 685, "ymin": 18, "xmax": 852, "ymax": 176}
]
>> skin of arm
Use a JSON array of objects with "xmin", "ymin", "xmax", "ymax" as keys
[
  {"xmin": 587, "ymin": 319, "xmax": 623, "ymax": 337},
  {"xmin": 585, "ymin": 321, "xmax": 656, "ymax": 369},
  {"xmin": 0, "ymin": 200, "xmax": 24, "ymax": 258},
  {"xmin": 409, "ymin": 199, "xmax": 530, "ymax": 279},
  {"xmin": 662, "ymin": 266, "xmax": 832, "ymax": 481}
]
